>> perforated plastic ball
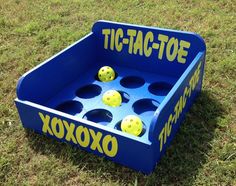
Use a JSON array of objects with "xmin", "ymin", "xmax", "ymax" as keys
[
  {"xmin": 102, "ymin": 90, "xmax": 122, "ymax": 107},
  {"xmin": 98, "ymin": 66, "xmax": 116, "ymax": 82},
  {"xmin": 121, "ymin": 115, "xmax": 143, "ymax": 136}
]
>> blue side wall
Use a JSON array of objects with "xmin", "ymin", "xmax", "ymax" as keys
[
  {"xmin": 16, "ymin": 33, "xmax": 98, "ymax": 105},
  {"xmin": 92, "ymin": 20, "xmax": 206, "ymax": 78},
  {"xmin": 15, "ymin": 100, "xmax": 155, "ymax": 174},
  {"xmin": 149, "ymin": 52, "xmax": 205, "ymax": 163}
]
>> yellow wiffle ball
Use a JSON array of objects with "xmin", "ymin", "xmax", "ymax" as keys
[
  {"xmin": 102, "ymin": 90, "xmax": 122, "ymax": 107},
  {"xmin": 121, "ymin": 115, "xmax": 143, "ymax": 136},
  {"xmin": 98, "ymin": 66, "xmax": 115, "ymax": 82}
]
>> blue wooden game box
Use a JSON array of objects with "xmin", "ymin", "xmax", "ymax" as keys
[{"xmin": 15, "ymin": 20, "xmax": 206, "ymax": 174}]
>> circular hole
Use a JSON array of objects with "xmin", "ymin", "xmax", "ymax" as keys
[
  {"xmin": 115, "ymin": 120, "xmax": 146, "ymax": 137},
  {"xmin": 120, "ymin": 76, "xmax": 145, "ymax": 88},
  {"xmin": 76, "ymin": 84, "xmax": 102, "ymax": 99},
  {"xmin": 148, "ymin": 82, "xmax": 173, "ymax": 96},
  {"xmin": 83, "ymin": 109, "xmax": 112, "ymax": 125},
  {"xmin": 118, "ymin": 91, "xmax": 130, "ymax": 103},
  {"xmin": 55, "ymin": 100, "xmax": 83, "ymax": 115},
  {"xmin": 133, "ymin": 99, "xmax": 159, "ymax": 115}
]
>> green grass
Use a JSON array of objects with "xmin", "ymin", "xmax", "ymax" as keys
[{"xmin": 0, "ymin": 0, "xmax": 235, "ymax": 185}]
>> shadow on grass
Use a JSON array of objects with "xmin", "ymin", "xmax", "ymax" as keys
[{"xmin": 25, "ymin": 90, "xmax": 223, "ymax": 185}]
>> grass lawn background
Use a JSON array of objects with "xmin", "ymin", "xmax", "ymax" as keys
[{"xmin": 0, "ymin": 0, "xmax": 235, "ymax": 185}]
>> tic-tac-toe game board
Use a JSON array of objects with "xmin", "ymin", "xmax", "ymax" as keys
[{"xmin": 15, "ymin": 20, "xmax": 206, "ymax": 174}]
